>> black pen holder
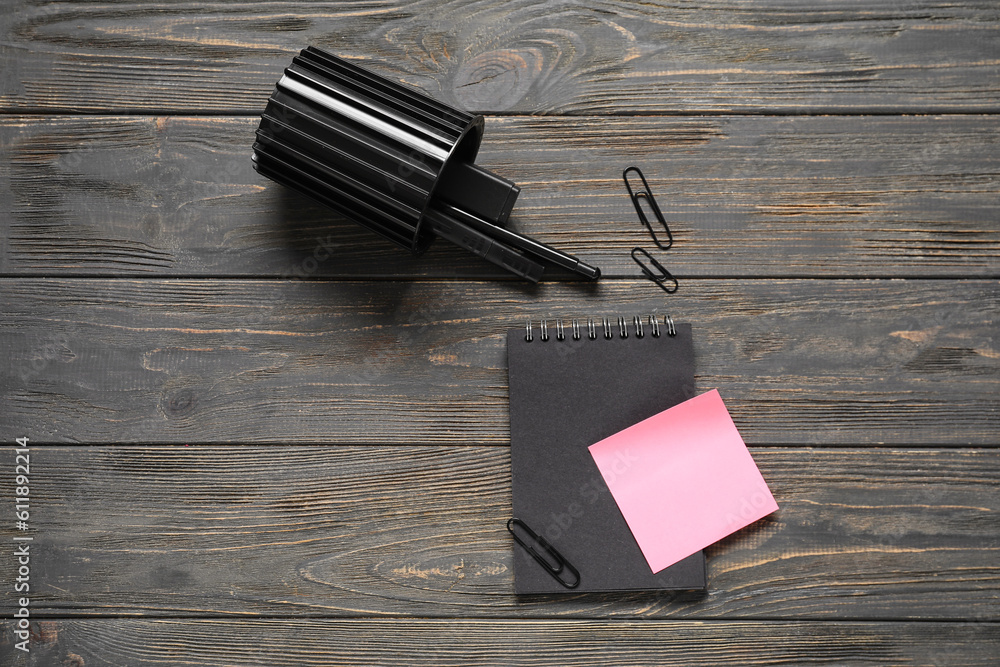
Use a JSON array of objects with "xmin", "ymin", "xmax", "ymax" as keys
[{"xmin": 253, "ymin": 46, "xmax": 520, "ymax": 254}]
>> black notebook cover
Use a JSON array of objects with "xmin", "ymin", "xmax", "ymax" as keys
[{"xmin": 507, "ymin": 321, "xmax": 707, "ymax": 593}]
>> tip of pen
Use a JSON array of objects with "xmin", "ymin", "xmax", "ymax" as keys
[{"xmin": 579, "ymin": 263, "xmax": 601, "ymax": 280}]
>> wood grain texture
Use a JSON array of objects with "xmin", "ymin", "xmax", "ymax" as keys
[
  {"xmin": 1, "ymin": 0, "xmax": 996, "ymax": 661},
  {"xmin": 1, "ymin": 279, "xmax": 997, "ymax": 444},
  {"xmin": 2, "ymin": 115, "xmax": 999, "ymax": 278},
  {"xmin": 0, "ymin": 447, "xmax": 996, "ymax": 620},
  {"xmin": 1, "ymin": 0, "xmax": 999, "ymax": 114},
  {"xmin": 0, "ymin": 619, "xmax": 1000, "ymax": 667},
  {"xmin": 1, "ymin": 619, "xmax": 998, "ymax": 666}
]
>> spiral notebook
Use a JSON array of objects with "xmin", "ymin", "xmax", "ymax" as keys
[{"xmin": 507, "ymin": 316, "xmax": 707, "ymax": 594}]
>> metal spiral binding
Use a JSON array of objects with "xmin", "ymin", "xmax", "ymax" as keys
[
  {"xmin": 524, "ymin": 315, "xmax": 676, "ymax": 341},
  {"xmin": 617, "ymin": 316, "xmax": 628, "ymax": 339}
]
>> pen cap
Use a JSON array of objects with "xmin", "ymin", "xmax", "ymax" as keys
[{"xmin": 253, "ymin": 46, "xmax": 520, "ymax": 254}]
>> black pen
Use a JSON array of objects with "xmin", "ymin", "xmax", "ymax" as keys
[
  {"xmin": 432, "ymin": 202, "xmax": 602, "ymax": 280},
  {"xmin": 424, "ymin": 208, "xmax": 545, "ymax": 282}
]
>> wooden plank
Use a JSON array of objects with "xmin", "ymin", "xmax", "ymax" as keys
[
  {"xmin": 0, "ymin": 447, "xmax": 996, "ymax": 621},
  {"xmin": 1, "ymin": 619, "xmax": 998, "ymax": 666},
  {"xmin": 1, "ymin": 1, "xmax": 999, "ymax": 114},
  {"xmin": 2, "ymin": 115, "xmax": 998, "ymax": 278},
  {"xmin": 1, "ymin": 278, "xmax": 997, "ymax": 444}
]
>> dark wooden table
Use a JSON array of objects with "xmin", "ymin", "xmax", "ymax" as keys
[{"xmin": 1, "ymin": 1, "xmax": 998, "ymax": 665}]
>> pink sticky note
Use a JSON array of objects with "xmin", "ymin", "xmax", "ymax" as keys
[{"xmin": 588, "ymin": 389, "xmax": 778, "ymax": 573}]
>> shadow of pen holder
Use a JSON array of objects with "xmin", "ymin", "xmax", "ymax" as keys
[{"xmin": 252, "ymin": 46, "xmax": 521, "ymax": 256}]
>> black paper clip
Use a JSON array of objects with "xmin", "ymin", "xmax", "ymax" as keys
[
  {"xmin": 507, "ymin": 518, "xmax": 580, "ymax": 589},
  {"xmin": 623, "ymin": 166, "xmax": 673, "ymax": 250},
  {"xmin": 631, "ymin": 247, "xmax": 679, "ymax": 294}
]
